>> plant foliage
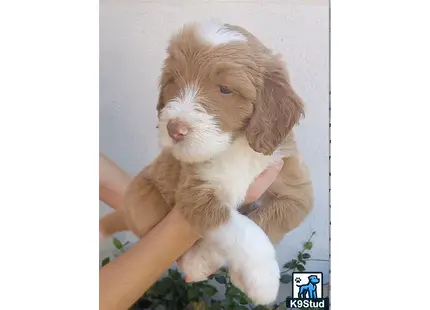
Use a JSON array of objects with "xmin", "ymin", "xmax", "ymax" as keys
[{"xmin": 100, "ymin": 232, "xmax": 326, "ymax": 310}]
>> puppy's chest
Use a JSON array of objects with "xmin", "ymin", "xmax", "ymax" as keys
[{"xmin": 198, "ymin": 141, "xmax": 282, "ymax": 208}]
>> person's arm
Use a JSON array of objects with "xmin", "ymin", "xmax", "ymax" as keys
[
  {"xmin": 99, "ymin": 153, "xmax": 131, "ymax": 211},
  {"xmin": 99, "ymin": 153, "xmax": 283, "ymax": 310},
  {"xmin": 99, "ymin": 208, "xmax": 197, "ymax": 310},
  {"xmin": 99, "ymin": 153, "xmax": 198, "ymax": 310}
]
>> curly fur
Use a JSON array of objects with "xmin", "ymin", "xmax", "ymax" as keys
[{"xmin": 100, "ymin": 20, "xmax": 314, "ymax": 305}]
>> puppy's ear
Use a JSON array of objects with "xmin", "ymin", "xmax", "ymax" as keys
[
  {"xmin": 157, "ymin": 72, "xmax": 170, "ymax": 115},
  {"xmin": 246, "ymin": 57, "xmax": 304, "ymax": 155},
  {"xmin": 156, "ymin": 71, "xmax": 168, "ymax": 114},
  {"xmin": 156, "ymin": 90, "xmax": 165, "ymax": 114}
]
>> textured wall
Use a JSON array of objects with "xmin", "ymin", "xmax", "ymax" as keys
[{"xmin": 100, "ymin": 0, "xmax": 329, "ymax": 302}]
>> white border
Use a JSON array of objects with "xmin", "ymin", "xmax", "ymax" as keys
[
  {"xmin": 1, "ymin": 1, "xmax": 430, "ymax": 310},
  {"xmin": 332, "ymin": 1, "xmax": 430, "ymax": 309},
  {"xmin": 0, "ymin": 1, "xmax": 98, "ymax": 309}
]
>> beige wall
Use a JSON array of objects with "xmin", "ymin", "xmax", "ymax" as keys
[{"xmin": 100, "ymin": 0, "xmax": 329, "ymax": 302}]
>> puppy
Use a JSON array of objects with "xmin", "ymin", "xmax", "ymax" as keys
[{"xmin": 109, "ymin": 20, "xmax": 314, "ymax": 305}]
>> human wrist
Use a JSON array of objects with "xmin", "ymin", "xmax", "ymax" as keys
[{"xmin": 99, "ymin": 153, "xmax": 132, "ymax": 210}]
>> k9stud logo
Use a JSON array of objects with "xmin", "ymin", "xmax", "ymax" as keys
[{"xmin": 285, "ymin": 272, "xmax": 329, "ymax": 309}]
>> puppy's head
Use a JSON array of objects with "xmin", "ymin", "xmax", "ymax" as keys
[
  {"xmin": 157, "ymin": 20, "xmax": 304, "ymax": 163},
  {"xmin": 308, "ymin": 275, "xmax": 320, "ymax": 285}
]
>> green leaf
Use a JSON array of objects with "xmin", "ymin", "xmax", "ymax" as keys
[
  {"xmin": 149, "ymin": 300, "xmax": 162, "ymax": 310},
  {"xmin": 304, "ymin": 241, "xmax": 313, "ymax": 250},
  {"xmin": 226, "ymin": 297, "xmax": 236, "ymax": 308},
  {"xmin": 166, "ymin": 299, "xmax": 176, "ymax": 309},
  {"xmin": 283, "ymin": 260, "xmax": 297, "ymax": 269},
  {"xmin": 297, "ymin": 264, "xmax": 306, "ymax": 272},
  {"xmin": 168, "ymin": 268, "xmax": 182, "ymax": 281},
  {"xmin": 113, "ymin": 237, "xmax": 124, "ymax": 250},
  {"xmin": 157, "ymin": 277, "xmax": 173, "ymax": 295},
  {"xmin": 187, "ymin": 285, "xmax": 200, "ymax": 301},
  {"xmin": 203, "ymin": 285, "xmax": 217, "ymax": 299},
  {"xmin": 134, "ymin": 297, "xmax": 152, "ymax": 309},
  {"xmin": 210, "ymin": 301, "xmax": 222, "ymax": 310},
  {"xmin": 226, "ymin": 284, "xmax": 241, "ymax": 296},
  {"xmin": 278, "ymin": 303, "xmax": 288, "ymax": 310},
  {"xmin": 302, "ymin": 253, "xmax": 311, "ymax": 259},
  {"xmin": 298, "ymin": 252, "xmax": 304, "ymax": 262},
  {"xmin": 284, "ymin": 262, "xmax": 296, "ymax": 269},
  {"xmin": 239, "ymin": 295, "xmax": 249, "ymax": 305},
  {"xmin": 176, "ymin": 286, "xmax": 187, "ymax": 303},
  {"xmin": 214, "ymin": 276, "xmax": 226, "ymax": 284},
  {"xmin": 101, "ymin": 257, "xmax": 110, "ymax": 266},
  {"xmin": 175, "ymin": 298, "xmax": 186, "ymax": 310},
  {"xmin": 192, "ymin": 301, "xmax": 207, "ymax": 310},
  {"xmin": 234, "ymin": 306, "xmax": 248, "ymax": 310},
  {"xmin": 280, "ymin": 274, "xmax": 293, "ymax": 283}
]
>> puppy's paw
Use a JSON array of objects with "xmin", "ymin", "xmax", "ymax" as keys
[
  {"xmin": 230, "ymin": 257, "xmax": 280, "ymax": 305},
  {"xmin": 177, "ymin": 240, "xmax": 225, "ymax": 282}
]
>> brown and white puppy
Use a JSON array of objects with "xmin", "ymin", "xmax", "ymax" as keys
[{"xmin": 119, "ymin": 20, "xmax": 314, "ymax": 305}]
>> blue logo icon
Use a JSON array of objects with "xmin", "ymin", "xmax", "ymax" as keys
[
  {"xmin": 296, "ymin": 274, "xmax": 321, "ymax": 298},
  {"xmin": 285, "ymin": 272, "xmax": 328, "ymax": 309}
]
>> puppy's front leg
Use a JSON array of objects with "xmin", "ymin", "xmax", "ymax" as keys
[
  {"xmin": 177, "ymin": 238, "xmax": 226, "ymax": 282},
  {"xmin": 121, "ymin": 167, "xmax": 171, "ymax": 238},
  {"xmin": 99, "ymin": 168, "xmax": 171, "ymax": 239},
  {"xmin": 175, "ymin": 181, "xmax": 231, "ymax": 282},
  {"xmin": 176, "ymin": 179, "xmax": 280, "ymax": 305},
  {"xmin": 209, "ymin": 211, "xmax": 280, "ymax": 305}
]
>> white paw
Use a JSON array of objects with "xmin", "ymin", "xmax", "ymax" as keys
[
  {"xmin": 177, "ymin": 240, "xmax": 226, "ymax": 282},
  {"xmin": 230, "ymin": 257, "xmax": 280, "ymax": 305}
]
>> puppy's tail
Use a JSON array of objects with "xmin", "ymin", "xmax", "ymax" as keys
[{"xmin": 99, "ymin": 211, "xmax": 129, "ymax": 242}]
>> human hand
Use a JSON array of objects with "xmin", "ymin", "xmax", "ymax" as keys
[
  {"xmin": 99, "ymin": 155, "xmax": 284, "ymax": 241},
  {"xmin": 99, "ymin": 152, "xmax": 283, "ymax": 210},
  {"xmin": 244, "ymin": 159, "xmax": 284, "ymax": 204}
]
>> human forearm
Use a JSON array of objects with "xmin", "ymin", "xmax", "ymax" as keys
[
  {"xmin": 99, "ymin": 208, "xmax": 198, "ymax": 310},
  {"xmin": 99, "ymin": 153, "xmax": 132, "ymax": 210}
]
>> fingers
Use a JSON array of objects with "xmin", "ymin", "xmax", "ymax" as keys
[{"xmin": 244, "ymin": 160, "xmax": 284, "ymax": 204}]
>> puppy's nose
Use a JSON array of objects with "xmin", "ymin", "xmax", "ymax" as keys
[{"xmin": 167, "ymin": 119, "xmax": 189, "ymax": 141}]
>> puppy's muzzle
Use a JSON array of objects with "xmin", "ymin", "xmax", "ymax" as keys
[{"xmin": 167, "ymin": 118, "xmax": 189, "ymax": 142}]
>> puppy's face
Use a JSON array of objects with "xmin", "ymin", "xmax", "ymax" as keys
[{"xmin": 157, "ymin": 21, "xmax": 304, "ymax": 163}]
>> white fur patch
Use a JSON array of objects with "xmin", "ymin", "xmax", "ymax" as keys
[
  {"xmin": 180, "ymin": 138, "xmax": 284, "ymax": 304},
  {"xmin": 205, "ymin": 211, "xmax": 280, "ymax": 305},
  {"xmin": 180, "ymin": 211, "xmax": 280, "ymax": 304},
  {"xmin": 197, "ymin": 20, "xmax": 247, "ymax": 46},
  {"xmin": 199, "ymin": 137, "xmax": 284, "ymax": 209},
  {"xmin": 157, "ymin": 84, "xmax": 231, "ymax": 163}
]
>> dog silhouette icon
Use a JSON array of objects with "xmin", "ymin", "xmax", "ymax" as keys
[{"xmin": 296, "ymin": 275, "xmax": 320, "ymax": 299}]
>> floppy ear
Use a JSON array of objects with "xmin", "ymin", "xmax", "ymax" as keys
[
  {"xmin": 156, "ymin": 89, "xmax": 165, "ymax": 114},
  {"xmin": 156, "ymin": 70, "xmax": 169, "ymax": 114},
  {"xmin": 246, "ymin": 58, "xmax": 304, "ymax": 155}
]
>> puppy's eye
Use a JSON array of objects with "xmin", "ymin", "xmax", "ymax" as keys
[{"xmin": 219, "ymin": 85, "xmax": 233, "ymax": 94}]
